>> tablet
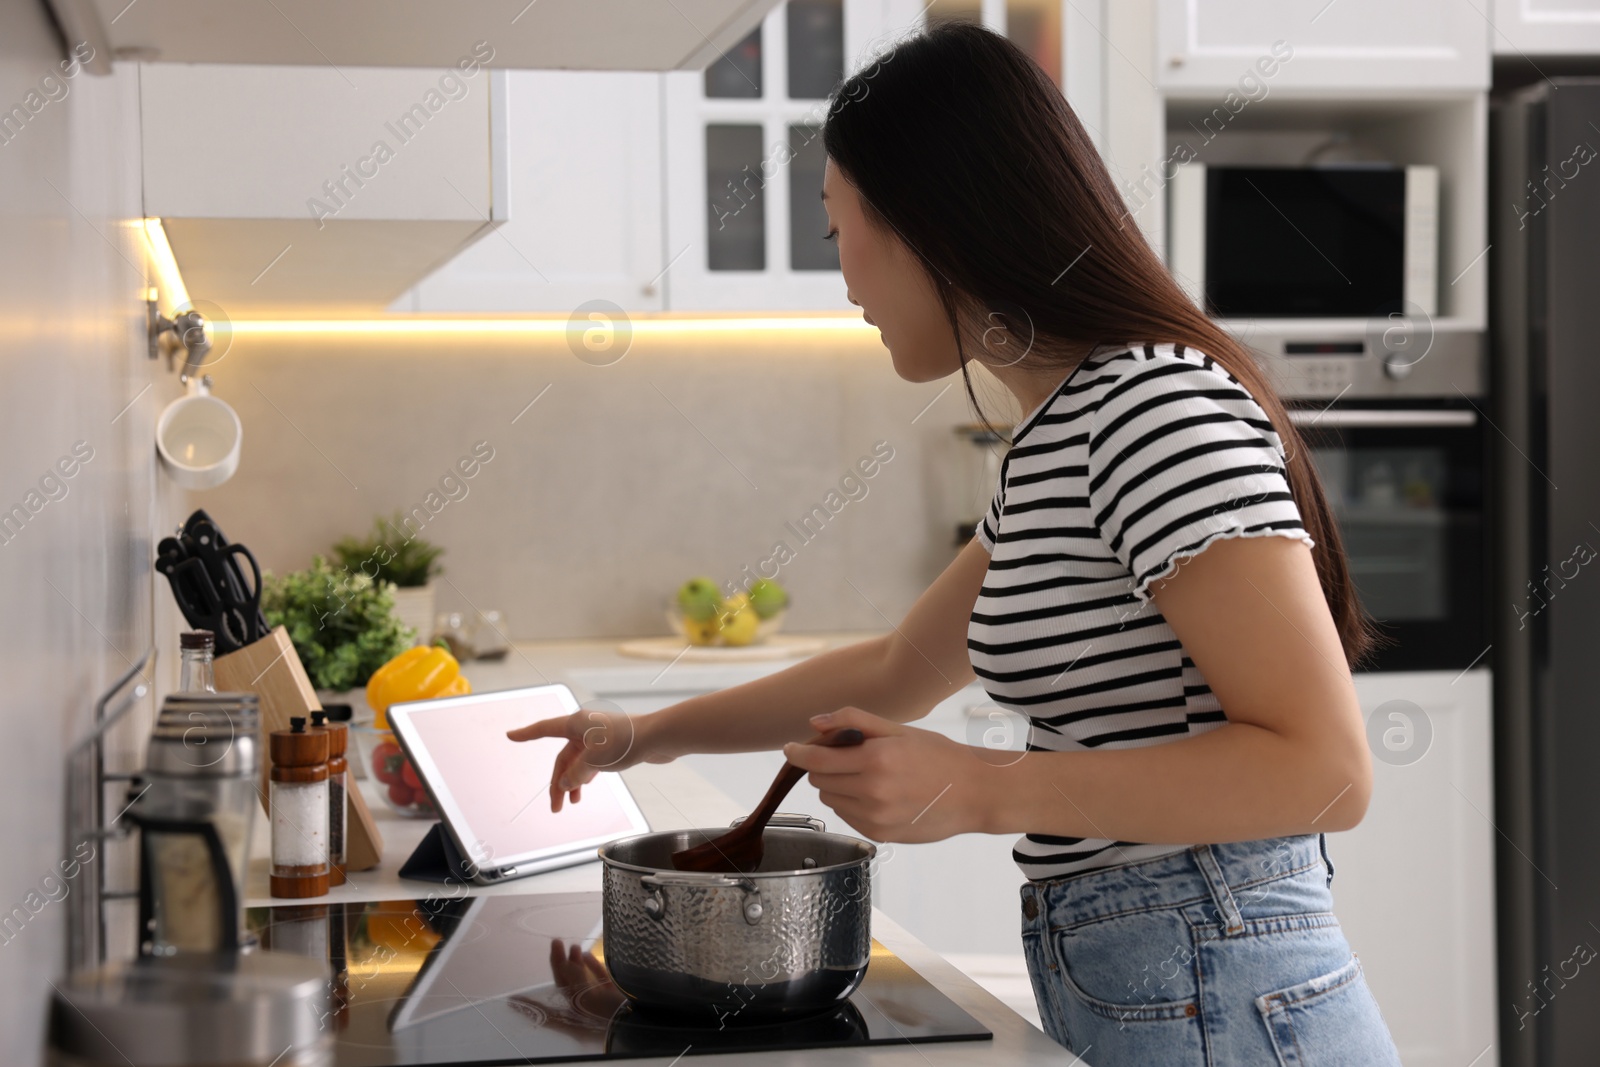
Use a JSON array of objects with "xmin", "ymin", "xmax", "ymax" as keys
[{"xmin": 386, "ymin": 684, "xmax": 649, "ymax": 884}]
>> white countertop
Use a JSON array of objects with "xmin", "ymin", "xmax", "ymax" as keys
[{"xmin": 243, "ymin": 636, "xmax": 1073, "ymax": 1065}]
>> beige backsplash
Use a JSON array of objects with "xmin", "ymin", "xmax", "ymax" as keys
[{"xmin": 188, "ymin": 325, "xmax": 1020, "ymax": 639}]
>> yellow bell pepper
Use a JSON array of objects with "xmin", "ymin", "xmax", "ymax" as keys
[
  {"xmin": 366, "ymin": 645, "xmax": 471, "ymax": 729},
  {"xmin": 364, "ymin": 901, "xmax": 441, "ymax": 954}
]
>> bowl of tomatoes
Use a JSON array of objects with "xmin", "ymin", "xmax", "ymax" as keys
[{"xmin": 355, "ymin": 726, "xmax": 436, "ymax": 817}]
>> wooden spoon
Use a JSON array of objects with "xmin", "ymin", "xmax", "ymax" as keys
[{"xmin": 670, "ymin": 727, "xmax": 865, "ymax": 873}]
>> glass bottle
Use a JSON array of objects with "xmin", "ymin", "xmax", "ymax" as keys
[{"xmin": 178, "ymin": 630, "xmax": 216, "ymax": 692}]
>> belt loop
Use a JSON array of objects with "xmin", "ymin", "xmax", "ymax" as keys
[
  {"xmin": 1191, "ymin": 844, "xmax": 1245, "ymax": 936},
  {"xmin": 1021, "ymin": 884, "xmax": 1040, "ymax": 922}
]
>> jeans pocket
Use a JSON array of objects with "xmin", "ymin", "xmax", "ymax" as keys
[
  {"xmin": 1051, "ymin": 909, "xmax": 1203, "ymax": 1023},
  {"xmin": 1040, "ymin": 912, "xmax": 1205, "ymax": 1066},
  {"xmin": 1255, "ymin": 953, "xmax": 1401, "ymax": 1067}
]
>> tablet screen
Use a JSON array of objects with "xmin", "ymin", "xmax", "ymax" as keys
[{"xmin": 388, "ymin": 685, "xmax": 648, "ymax": 873}]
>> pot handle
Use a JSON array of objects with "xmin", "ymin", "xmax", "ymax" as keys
[
  {"xmin": 638, "ymin": 872, "xmax": 764, "ymax": 925},
  {"xmin": 728, "ymin": 812, "xmax": 826, "ymax": 833},
  {"xmin": 640, "ymin": 871, "xmax": 747, "ymax": 889}
]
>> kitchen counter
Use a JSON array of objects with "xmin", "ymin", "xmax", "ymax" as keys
[
  {"xmin": 244, "ymin": 635, "xmax": 1072, "ymax": 1065},
  {"xmin": 427, "ymin": 632, "xmax": 883, "ymax": 698}
]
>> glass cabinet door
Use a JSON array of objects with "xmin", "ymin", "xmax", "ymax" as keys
[
  {"xmin": 665, "ymin": 0, "xmax": 853, "ymax": 309},
  {"xmin": 705, "ymin": 124, "xmax": 767, "ymax": 270},
  {"xmin": 788, "ymin": 124, "xmax": 836, "ymax": 271},
  {"xmin": 704, "ymin": 26, "xmax": 763, "ymax": 98},
  {"xmin": 787, "ymin": 0, "xmax": 846, "ymax": 99},
  {"xmin": 664, "ymin": 0, "xmax": 1082, "ymax": 310}
]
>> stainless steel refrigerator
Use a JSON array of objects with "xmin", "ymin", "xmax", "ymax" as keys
[{"xmin": 1492, "ymin": 77, "xmax": 1600, "ymax": 1067}]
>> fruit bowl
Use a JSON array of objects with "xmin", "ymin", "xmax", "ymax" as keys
[
  {"xmin": 351, "ymin": 725, "xmax": 436, "ymax": 817},
  {"xmin": 666, "ymin": 606, "xmax": 786, "ymax": 647},
  {"xmin": 668, "ymin": 577, "xmax": 790, "ymax": 648}
]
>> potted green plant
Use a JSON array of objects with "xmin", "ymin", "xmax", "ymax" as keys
[
  {"xmin": 261, "ymin": 556, "xmax": 415, "ymax": 696},
  {"xmin": 332, "ymin": 513, "xmax": 444, "ymax": 647}
]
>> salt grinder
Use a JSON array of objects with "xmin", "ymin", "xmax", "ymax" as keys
[{"xmin": 269, "ymin": 716, "xmax": 330, "ymax": 899}]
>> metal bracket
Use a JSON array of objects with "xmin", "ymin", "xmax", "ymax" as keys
[
  {"xmin": 147, "ymin": 298, "xmax": 211, "ymax": 377},
  {"xmin": 66, "ymin": 647, "xmax": 154, "ymax": 974}
]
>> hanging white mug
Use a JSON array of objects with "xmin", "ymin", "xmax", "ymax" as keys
[{"xmin": 156, "ymin": 376, "xmax": 241, "ymax": 489}]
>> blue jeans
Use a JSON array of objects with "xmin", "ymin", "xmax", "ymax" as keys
[{"xmin": 1019, "ymin": 834, "xmax": 1401, "ymax": 1066}]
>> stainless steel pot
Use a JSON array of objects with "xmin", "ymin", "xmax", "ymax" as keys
[{"xmin": 598, "ymin": 814, "xmax": 875, "ymax": 1022}]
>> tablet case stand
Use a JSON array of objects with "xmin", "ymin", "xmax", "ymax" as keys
[{"xmin": 398, "ymin": 822, "xmax": 480, "ymax": 884}]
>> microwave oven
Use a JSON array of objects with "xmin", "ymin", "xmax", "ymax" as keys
[{"xmin": 1168, "ymin": 164, "xmax": 1438, "ymax": 320}]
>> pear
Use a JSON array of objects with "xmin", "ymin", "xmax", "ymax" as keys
[{"xmin": 719, "ymin": 593, "xmax": 761, "ymax": 646}]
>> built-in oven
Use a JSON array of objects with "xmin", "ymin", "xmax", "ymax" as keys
[
  {"xmin": 1291, "ymin": 401, "xmax": 1488, "ymax": 672},
  {"xmin": 1256, "ymin": 328, "xmax": 1489, "ymax": 673}
]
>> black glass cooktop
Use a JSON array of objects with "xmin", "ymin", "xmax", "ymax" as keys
[{"xmin": 246, "ymin": 893, "xmax": 992, "ymax": 1065}]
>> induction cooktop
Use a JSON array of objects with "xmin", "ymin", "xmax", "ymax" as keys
[{"xmin": 246, "ymin": 893, "xmax": 993, "ymax": 1065}]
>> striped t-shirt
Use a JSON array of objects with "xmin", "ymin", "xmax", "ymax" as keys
[{"xmin": 969, "ymin": 342, "xmax": 1313, "ymax": 880}]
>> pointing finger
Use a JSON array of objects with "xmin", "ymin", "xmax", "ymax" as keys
[{"xmin": 507, "ymin": 716, "xmax": 570, "ymax": 743}]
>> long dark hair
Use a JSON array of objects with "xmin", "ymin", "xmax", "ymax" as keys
[{"xmin": 824, "ymin": 21, "xmax": 1375, "ymax": 666}]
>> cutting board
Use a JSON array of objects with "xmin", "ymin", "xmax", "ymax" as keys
[{"xmin": 616, "ymin": 635, "xmax": 830, "ymax": 662}]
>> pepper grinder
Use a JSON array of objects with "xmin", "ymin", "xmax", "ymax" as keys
[
  {"xmin": 269, "ymin": 717, "xmax": 330, "ymax": 899},
  {"xmin": 309, "ymin": 710, "xmax": 348, "ymax": 886}
]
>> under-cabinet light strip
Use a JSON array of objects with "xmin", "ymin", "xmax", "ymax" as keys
[
  {"xmin": 142, "ymin": 218, "xmax": 189, "ymax": 311},
  {"xmin": 227, "ymin": 317, "xmax": 877, "ymax": 335}
]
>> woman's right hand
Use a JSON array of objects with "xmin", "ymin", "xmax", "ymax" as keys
[{"xmin": 505, "ymin": 706, "xmax": 675, "ymax": 812}]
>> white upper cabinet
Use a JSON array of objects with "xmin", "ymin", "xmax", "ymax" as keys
[
  {"xmin": 398, "ymin": 0, "xmax": 1090, "ymax": 316},
  {"xmin": 141, "ymin": 62, "xmax": 507, "ymax": 316},
  {"xmin": 1156, "ymin": 0, "xmax": 1491, "ymax": 91},
  {"xmin": 662, "ymin": 0, "xmax": 1078, "ymax": 310},
  {"xmin": 662, "ymin": 1, "xmax": 858, "ymax": 311},
  {"xmin": 396, "ymin": 72, "xmax": 666, "ymax": 315},
  {"xmin": 80, "ymin": 0, "xmax": 780, "ymax": 72},
  {"xmin": 1493, "ymin": 0, "xmax": 1600, "ymax": 54}
]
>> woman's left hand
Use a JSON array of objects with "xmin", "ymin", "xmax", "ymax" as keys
[{"xmin": 782, "ymin": 707, "xmax": 993, "ymax": 843}]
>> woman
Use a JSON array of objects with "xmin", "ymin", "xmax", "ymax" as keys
[{"xmin": 510, "ymin": 22, "xmax": 1402, "ymax": 1066}]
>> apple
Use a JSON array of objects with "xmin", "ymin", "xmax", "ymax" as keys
[
  {"xmin": 747, "ymin": 577, "xmax": 788, "ymax": 619},
  {"xmin": 676, "ymin": 577, "xmax": 722, "ymax": 622}
]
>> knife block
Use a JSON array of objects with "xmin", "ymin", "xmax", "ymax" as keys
[{"xmin": 214, "ymin": 625, "xmax": 384, "ymax": 872}]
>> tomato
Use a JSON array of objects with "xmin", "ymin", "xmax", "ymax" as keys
[
  {"xmin": 371, "ymin": 741, "xmax": 403, "ymax": 785},
  {"xmin": 387, "ymin": 781, "xmax": 416, "ymax": 808},
  {"xmin": 400, "ymin": 761, "xmax": 421, "ymax": 790}
]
